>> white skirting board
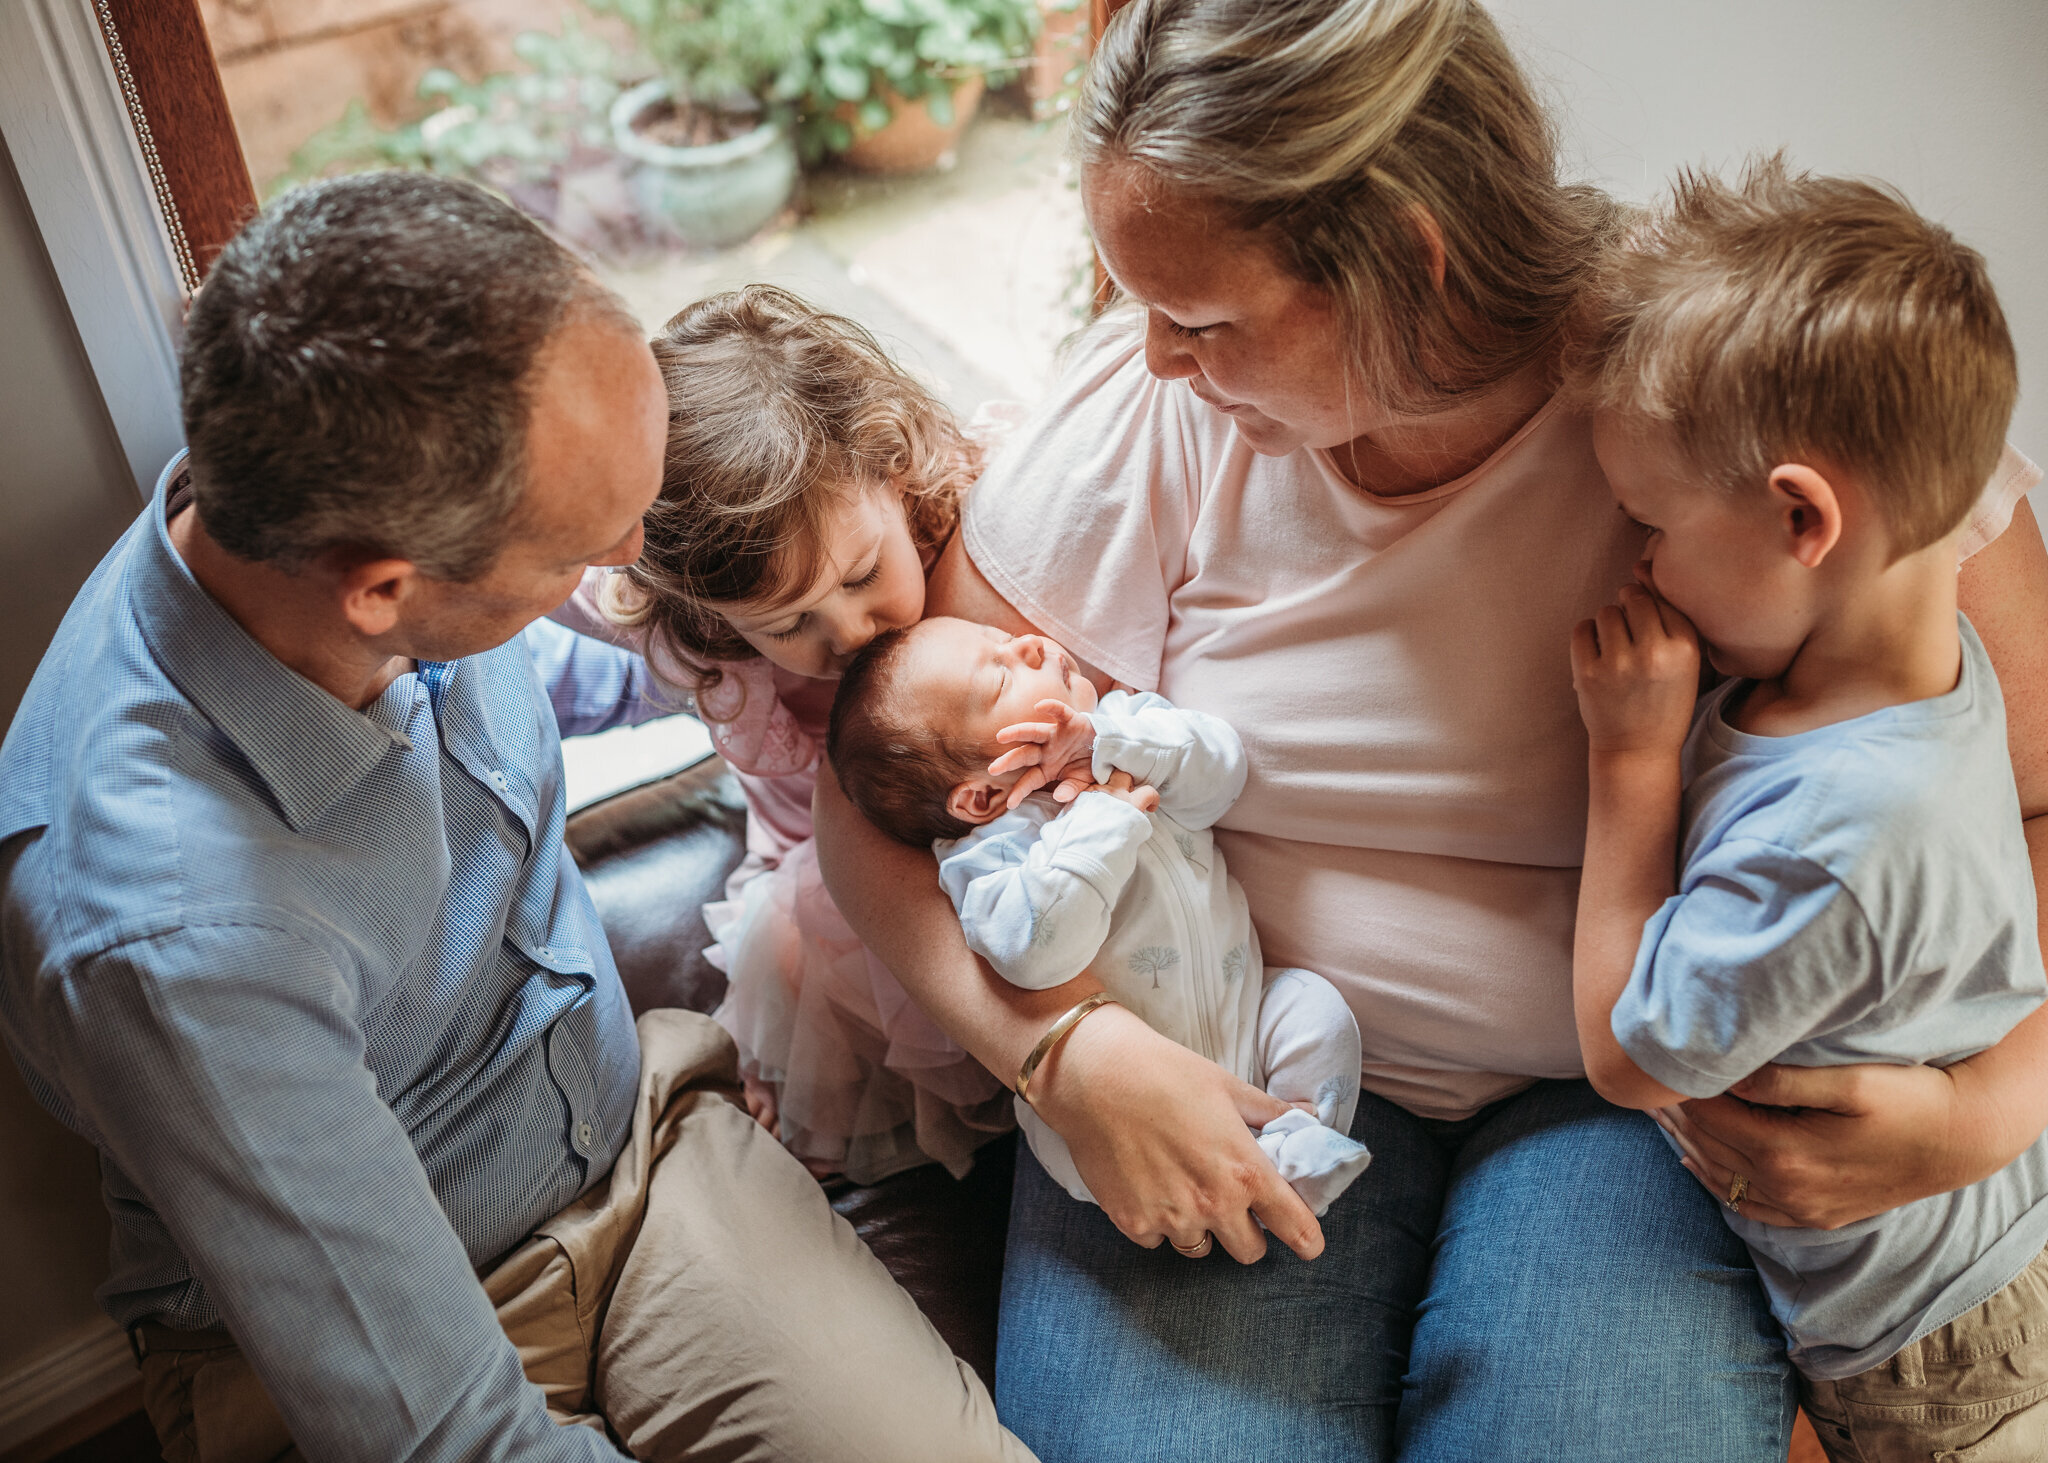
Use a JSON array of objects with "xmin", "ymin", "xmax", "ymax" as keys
[{"xmin": 0, "ymin": 1316, "xmax": 136, "ymax": 1456}]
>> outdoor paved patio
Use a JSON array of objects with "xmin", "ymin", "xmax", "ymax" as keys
[{"xmin": 594, "ymin": 108, "xmax": 1089, "ymax": 419}]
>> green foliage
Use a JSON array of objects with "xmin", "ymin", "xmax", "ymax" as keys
[
  {"xmin": 582, "ymin": 0, "xmax": 830, "ymax": 107},
  {"xmin": 277, "ymin": 22, "xmax": 624, "ymax": 194},
  {"xmin": 795, "ymin": 0, "xmax": 1039, "ymax": 159},
  {"xmin": 279, "ymin": 0, "xmax": 1043, "ymax": 199}
]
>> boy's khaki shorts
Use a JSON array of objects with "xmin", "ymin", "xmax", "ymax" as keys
[
  {"xmin": 137, "ymin": 1008, "xmax": 1033, "ymax": 1463},
  {"xmin": 1800, "ymin": 1244, "xmax": 2048, "ymax": 1463}
]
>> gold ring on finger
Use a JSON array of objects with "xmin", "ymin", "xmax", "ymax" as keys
[
  {"xmin": 1726, "ymin": 1173, "xmax": 1749, "ymax": 1214},
  {"xmin": 1169, "ymin": 1233, "xmax": 1214, "ymax": 1259}
]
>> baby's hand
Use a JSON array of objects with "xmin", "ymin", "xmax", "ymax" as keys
[
  {"xmin": 1570, "ymin": 580, "xmax": 1700, "ymax": 756},
  {"xmin": 1081, "ymin": 768, "xmax": 1159, "ymax": 814},
  {"xmin": 991, "ymin": 699, "xmax": 1097, "ymax": 811}
]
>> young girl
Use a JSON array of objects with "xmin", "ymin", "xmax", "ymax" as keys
[{"xmin": 552, "ymin": 284, "xmax": 1017, "ymax": 1182}]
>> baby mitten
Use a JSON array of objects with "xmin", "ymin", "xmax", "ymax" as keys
[{"xmin": 1256, "ymin": 1108, "xmax": 1372, "ymax": 1217}]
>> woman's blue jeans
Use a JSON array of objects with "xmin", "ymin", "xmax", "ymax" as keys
[{"xmin": 995, "ymin": 1079, "xmax": 1796, "ymax": 1461}]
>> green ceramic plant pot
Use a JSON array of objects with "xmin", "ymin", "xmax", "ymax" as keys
[{"xmin": 611, "ymin": 78, "xmax": 797, "ymax": 249}]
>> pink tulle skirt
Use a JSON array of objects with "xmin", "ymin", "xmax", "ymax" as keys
[{"xmin": 705, "ymin": 837, "xmax": 1014, "ymax": 1182}]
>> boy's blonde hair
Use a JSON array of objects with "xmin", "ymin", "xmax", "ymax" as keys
[
  {"xmin": 608, "ymin": 285, "xmax": 980, "ymax": 698},
  {"xmin": 1572, "ymin": 154, "xmax": 2018, "ymax": 554},
  {"xmin": 1075, "ymin": 0, "xmax": 1625, "ymax": 414}
]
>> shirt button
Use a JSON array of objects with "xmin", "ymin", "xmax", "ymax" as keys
[
  {"xmin": 488, "ymin": 770, "xmax": 508, "ymax": 790},
  {"xmin": 576, "ymin": 1121, "xmax": 595, "ymax": 1148},
  {"xmin": 537, "ymin": 946, "xmax": 552, "ymax": 960}
]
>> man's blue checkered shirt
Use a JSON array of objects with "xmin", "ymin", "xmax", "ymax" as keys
[{"xmin": 0, "ymin": 456, "xmax": 660, "ymax": 1459}]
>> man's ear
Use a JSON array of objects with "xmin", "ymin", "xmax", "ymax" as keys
[
  {"xmin": 946, "ymin": 777, "xmax": 1010, "ymax": 827},
  {"xmin": 1767, "ymin": 463, "xmax": 1844, "ymax": 570},
  {"xmin": 336, "ymin": 555, "xmax": 422, "ymax": 640}
]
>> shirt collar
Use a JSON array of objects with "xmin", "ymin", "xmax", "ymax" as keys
[{"xmin": 129, "ymin": 452, "xmax": 413, "ymax": 833}]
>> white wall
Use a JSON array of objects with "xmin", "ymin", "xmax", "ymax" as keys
[
  {"xmin": 1492, "ymin": 0, "xmax": 2048, "ymax": 462},
  {"xmin": 0, "ymin": 129, "xmax": 150, "ymax": 1449}
]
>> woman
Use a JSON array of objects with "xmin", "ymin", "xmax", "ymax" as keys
[{"xmin": 815, "ymin": 0, "xmax": 2048, "ymax": 1456}]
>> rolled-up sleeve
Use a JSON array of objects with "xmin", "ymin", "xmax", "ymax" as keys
[{"xmin": 1956, "ymin": 444, "xmax": 2041, "ymax": 563}]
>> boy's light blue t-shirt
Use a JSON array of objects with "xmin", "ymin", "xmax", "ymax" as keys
[{"xmin": 1613, "ymin": 615, "xmax": 2048, "ymax": 1380}]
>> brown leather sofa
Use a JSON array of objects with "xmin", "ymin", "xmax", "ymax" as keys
[{"xmin": 564, "ymin": 754, "xmax": 1015, "ymax": 1385}]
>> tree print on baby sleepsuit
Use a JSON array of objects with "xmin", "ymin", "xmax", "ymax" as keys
[{"xmin": 1129, "ymin": 945, "xmax": 1181, "ymax": 989}]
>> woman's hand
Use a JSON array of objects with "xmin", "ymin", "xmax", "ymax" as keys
[
  {"xmin": 990, "ymin": 699, "xmax": 1098, "ymax": 810},
  {"xmin": 1028, "ymin": 1001, "xmax": 1324, "ymax": 1264},
  {"xmin": 1654, "ymin": 1042, "xmax": 2032, "ymax": 1229},
  {"xmin": 1570, "ymin": 580, "xmax": 1700, "ymax": 757},
  {"xmin": 814, "ymin": 754, "xmax": 1317, "ymax": 1262}
]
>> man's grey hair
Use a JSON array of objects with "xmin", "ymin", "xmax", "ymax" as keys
[{"xmin": 179, "ymin": 171, "xmax": 637, "ymax": 581}]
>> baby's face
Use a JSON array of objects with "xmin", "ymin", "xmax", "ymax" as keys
[{"xmin": 895, "ymin": 617, "xmax": 1098, "ymax": 754}]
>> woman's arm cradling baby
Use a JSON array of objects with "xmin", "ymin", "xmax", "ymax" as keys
[{"xmin": 814, "ymin": 535, "xmax": 1324, "ymax": 1264}]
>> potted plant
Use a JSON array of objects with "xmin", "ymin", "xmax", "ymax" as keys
[
  {"xmin": 281, "ymin": 22, "xmax": 655, "ymax": 257},
  {"xmin": 799, "ymin": 0, "xmax": 1038, "ymax": 174},
  {"xmin": 586, "ymin": 0, "xmax": 828, "ymax": 246}
]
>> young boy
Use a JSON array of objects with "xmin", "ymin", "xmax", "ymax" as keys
[
  {"xmin": 1569, "ymin": 155, "xmax": 2048, "ymax": 1459},
  {"xmin": 828, "ymin": 615, "xmax": 1372, "ymax": 1217}
]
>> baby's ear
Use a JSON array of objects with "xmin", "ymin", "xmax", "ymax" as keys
[{"xmin": 946, "ymin": 778, "xmax": 1009, "ymax": 826}]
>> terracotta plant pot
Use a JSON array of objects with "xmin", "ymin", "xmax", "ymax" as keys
[
  {"xmin": 611, "ymin": 78, "xmax": 798, "ymax": 249},
  {"xmin": 837, "ymin": 73, "xmax": 986, "ymax": 174},
  {"xmin": 1027, "ymin": 0, "xmax": 1090, "ymax": 119}
]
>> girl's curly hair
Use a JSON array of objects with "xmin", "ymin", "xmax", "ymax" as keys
[{"xmin": 603, "ymin": 284, "xmax": 980, "ymax": 705}]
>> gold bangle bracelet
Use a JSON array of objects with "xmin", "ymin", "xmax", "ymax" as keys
[{"xmin": 1015, "ymin": 992, "xmax": 1118, "ymax": 1110}]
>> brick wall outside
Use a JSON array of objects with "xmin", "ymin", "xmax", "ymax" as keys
[{"xmin": 199, "ymin": 0, "xmax": 631, "ymax": 188}]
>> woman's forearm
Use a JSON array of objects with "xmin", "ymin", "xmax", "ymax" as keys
[
  {"xmin": 812, "ymin": 757, "xmax": 1097, "ymax": 1082},
  {"xmin": 814, "ymin": 753, "xmax": 1323, "ymax": 1261},
  {"xmin": 1951, "ymin": 501, "xmax": 2048, "ymax": 1174},
  {"xmin": 1945, "ymin": 815, "xmax": 2048, "ymax": 1178}
]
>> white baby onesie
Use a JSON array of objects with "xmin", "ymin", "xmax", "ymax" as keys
[{"xmin": 936, "ymin": 691, "xmax": 1371, "ymax": 1215}]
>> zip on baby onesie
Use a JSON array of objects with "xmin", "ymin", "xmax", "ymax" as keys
[{"xmin": 1148, "ymin": 816, "xmax": 1219, "ymax": 1065}]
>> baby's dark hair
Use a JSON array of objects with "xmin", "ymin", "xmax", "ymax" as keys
[{"xmin": 828, "ymin": 627, "xmax": 988, "ymax": 846}]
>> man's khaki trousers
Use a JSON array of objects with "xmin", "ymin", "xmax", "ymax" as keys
[{"xmin": 137, "ymin": 1009, "xmax": 1034, "ymax": 1462}]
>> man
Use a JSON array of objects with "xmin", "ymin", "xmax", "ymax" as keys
[{"xmin": 0, "ymin": 172, "xmax": 1028, "ymax": 1463}]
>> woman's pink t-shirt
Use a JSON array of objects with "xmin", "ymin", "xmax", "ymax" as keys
[{"xmin": 963, "ymin": 326, "xmax": 2041, "ymax": 1119}]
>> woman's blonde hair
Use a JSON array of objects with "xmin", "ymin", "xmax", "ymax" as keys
[
  {"xmin": 1075, "ymin": 0, "xmax": 1624, "ymax": 414},
  {"xmin": 608, "ymin": 284, "xmax": 979, "ymax": 699}
]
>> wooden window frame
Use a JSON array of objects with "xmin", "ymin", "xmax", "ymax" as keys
[
  {"xmin": 92, "ymin": 0, "xmax": 258, "ymax": 286},
  {"xmin": 0, "ymin": 0, "xmax": 254, "ymax": 499}
]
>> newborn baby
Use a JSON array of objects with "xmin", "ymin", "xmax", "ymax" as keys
[{"xmin": 828, "ymin": 617, "xmax": 1371, "ymax": 1216}]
